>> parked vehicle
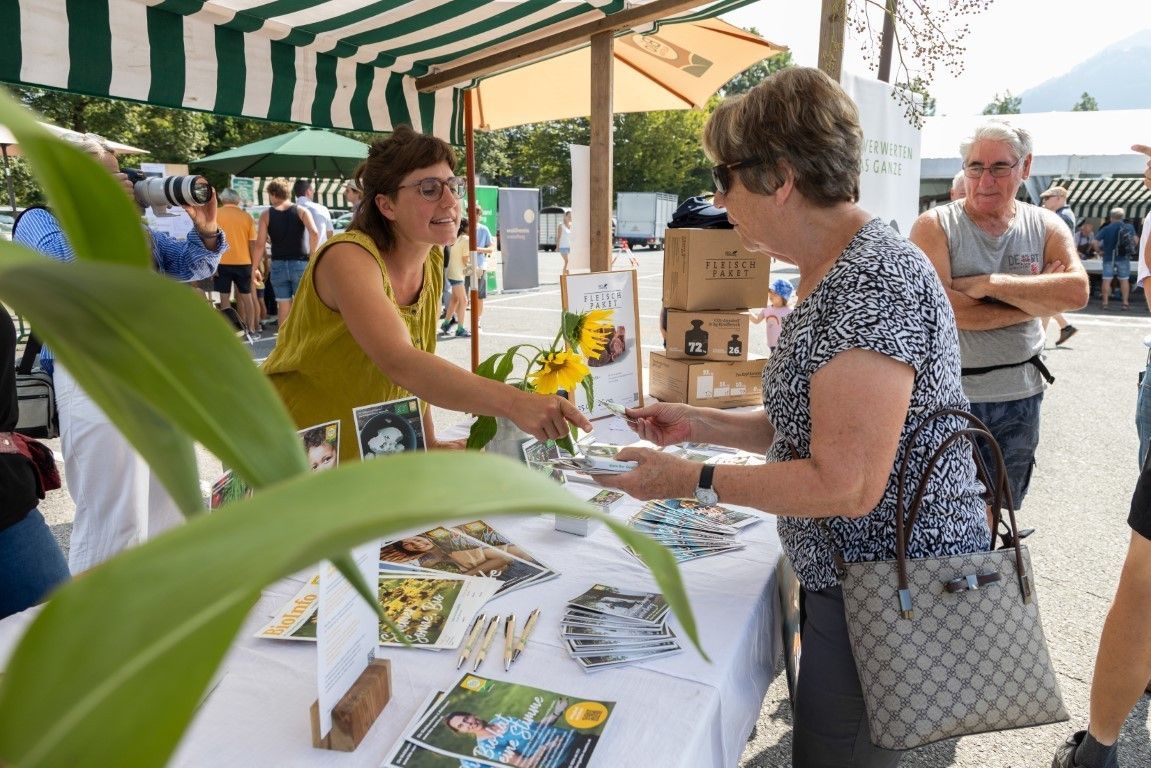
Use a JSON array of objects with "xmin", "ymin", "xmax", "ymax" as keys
[
  {"xmin": 615, "ymin": 192, "xmax": 677, "ymax": 250},
  {"xmin": 538, "ymin": 205, "xmax": 569, "ymax": 251}
]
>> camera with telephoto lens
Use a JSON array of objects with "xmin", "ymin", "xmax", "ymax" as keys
[{"xmin": 122, "ymin": 168, "xmax": 212, "ymax": 217}]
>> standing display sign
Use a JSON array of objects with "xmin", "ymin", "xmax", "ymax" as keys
[
  {"xmin": 498, "ymin": 187, "xmax": 540, "ymax": 291},
  {"xmin": 562, "ymin": 269, "xmax": 644, "ymax": 421},
  {"xmin": 230, "ymin": 176, "xmax": 257, "ymax": 207},
  {"xmin": 840, "ymin": 72, "xmax": 922, "ymax": 237}
]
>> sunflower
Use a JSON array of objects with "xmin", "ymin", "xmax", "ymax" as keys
[
  {"xmin": 527, "ymin": 349, "xmax": 591, "ymax": 395},
  {"xmin": 573, "ymin": 309, "xmax": 613, "ymax": 358}
]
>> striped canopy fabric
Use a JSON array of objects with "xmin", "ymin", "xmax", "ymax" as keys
[
  {"xmin": 245, "ymin": 176, "xmax": 351, "ymax": 212},
  {"xmin": 1056, "ymin": 177, "xmax": 1151, "ymax": 223},
  {"xmin": 1, "ymin": 0, "xmax": 757, "ymax": 142}
]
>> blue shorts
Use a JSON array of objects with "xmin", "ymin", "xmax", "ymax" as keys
[
  {"xmin": 1102, "ymin": 254, "xmax": 1131, "ymax": 280},
  {"xmin": 270, "ymin": 259, "xmax": 308, "ymax": 301},
  {"xmin": 969, "ymin": 393, "xmax": 1043, "ymax": 511}
]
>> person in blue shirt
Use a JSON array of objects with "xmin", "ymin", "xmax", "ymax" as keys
[
  {"xmin": 1095, "ymin": 207, "xmax": 1137, "ymax": 310},
  {"xmin": 13, "ymin": 132, "xmax": 224, "ymax": 574},
  {"xmin": 468, "ymin": 206, "xmax": 494, "ymax": 329}
]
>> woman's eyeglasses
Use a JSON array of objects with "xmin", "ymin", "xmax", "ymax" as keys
[
  {"xmin": 397, "ymin": 176, "xmax": 466, "ymax": 201},
  {"xmin": 962, "ymin": 159, "xmax": 1020, "ymax": 179},
  {"xmin": 711, "ymin": 158, "xmax": 770, "ymax": 196}
]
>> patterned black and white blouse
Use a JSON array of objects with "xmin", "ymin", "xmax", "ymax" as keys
[{"xmin": 765, "ymin": 218, "xmax": 991, "ymax": 592}]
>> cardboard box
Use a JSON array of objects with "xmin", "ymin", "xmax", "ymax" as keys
[
  {"xmin": 648, "ymin": 351, "xmax": 766, "ymax": 408},
  {"xmin": 662, "ymin": 229, "xmax": 771, "ymax": 311},
  {"xmin": 665, "ymin": 310, "xmax": 751, "ymax": 361}
]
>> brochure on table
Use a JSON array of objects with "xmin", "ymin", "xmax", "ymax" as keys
[
  {"xmin": 561, "ymin": 270, "xmax": 644, "ymax": 420},
  {"xmin": 315, "ymin": 541, "xmax": 379, "ymax": 737}
]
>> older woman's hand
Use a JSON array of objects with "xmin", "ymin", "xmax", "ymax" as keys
[
  {"xmin": 624, "ymin": 403, "xmax": 694, "ymax": 446},
  {"xmin": 592, "ymin": 447, "xmax": 697, "ymax": 501}
]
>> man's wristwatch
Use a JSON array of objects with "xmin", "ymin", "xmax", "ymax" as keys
[{"xmin": 694, "ymin": 464, "xmax": 718, "ymax": 506}]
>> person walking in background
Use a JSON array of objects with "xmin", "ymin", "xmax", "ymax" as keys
[
  {"xmin": 255, "ymin": 179, "xmax": 319, "ymax": 324},
  {"xmin": 469, "ymin": 206, "xmax": 494, "ymax": 330},
  {"xmin": 599, "ymin": 67, "xmax": 991, "ymax": 767},
  {"xmin": 1040, "ymin": 184, "xmax": 1079, "ymax": 346},
  {"xmin": 262, "ymin": 126, "xmax": 589, "ymax": 462},
  {"xmin": 440, "ymin": 217, "xmax": 471, "ymax": 338},
  {"xmin": 214, "ymin": 187, "xmax": 261, "ymax": 338},
  {"xmin": 1096, "ymin": 207, "xmax": 1137, "ymax": 310},
  {"xmin": 13, "ymin": 133, "xmax": 224, "ymax": 574},
  {"xmin": 556, "ymin": 210, "xmax": 573, "ymax": 273},
  {"xmin": 910, "ymin": 118, "xmax": 1088, "ymax": 528},
  {"xmin": 0, "ymin": 310, "xmax": 69, "ymax": 619},
  {"xmin": 293, "ymin": 178, "xmax": 333, "ymax": 248}
]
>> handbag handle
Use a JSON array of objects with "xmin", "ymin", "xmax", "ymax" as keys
[{"xmin": 893, "ymin": 409, "xmax": 1031, "ymax": 617}]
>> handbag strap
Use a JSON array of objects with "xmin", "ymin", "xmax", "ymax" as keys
[{"xmin": 893, "ymin": 409, "xmax": 1031, "ymax": 616}]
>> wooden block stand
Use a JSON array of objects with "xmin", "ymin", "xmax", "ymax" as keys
[{"xmin": 310, "ymin": 658, "xmax": 392, "ymax": 752}]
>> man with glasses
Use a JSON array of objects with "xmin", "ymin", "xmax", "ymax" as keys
[{"xmin": 910, "ymin": 118, "xmax": 1088, "ymax": 525}]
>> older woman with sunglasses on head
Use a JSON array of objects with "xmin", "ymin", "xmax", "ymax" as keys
[
  {"xmin": 263, "ymin": 126, "xmax": 590, "ymax": 457},
  {"xmin": 596, "ymin": 68, "xmax": 989, "ymax": 767}
]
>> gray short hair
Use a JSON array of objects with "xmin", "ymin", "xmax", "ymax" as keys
[
  {"xmin": 1110, "ymin": 207, "xmax": 1125, "ymax": 219},
  {"xmin": 951, "ymin": 171, "xmax": 966, "ymax": 191},
  {"xmin": 218, "ymin": 188, "xmax": 242, "ymax": 205},
  {"xmin": 64, "ymin": 132, "xmax": 114, "ymax": 161},
  {"xmin": 959, "ymin": 119, "xmax": 1033, "ymax": 163}
]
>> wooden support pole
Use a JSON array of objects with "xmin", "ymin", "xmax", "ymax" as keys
[
  {"xmin": 465, "ymin": 90, "xmax": 479, "ymax": 371},
  {"xmin": 818, "ymin": 0, "xmax": 847, "ymax": 81},
  {"xmin": 877, "ymin": 0, "xmax": 898, "ymax": 83},
  {"xmin": 589, "ymin": 31, "xmax": 614, "ymax": 273}
]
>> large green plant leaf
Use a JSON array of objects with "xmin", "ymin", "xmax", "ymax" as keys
[
  {"xmin": 0, "ymin": 249, "xmax": 306, "ymax": 513},
  {"xmin": 0, "ymin": 452, "xmax": 698, "ymax": 768},
  {"xmin": 0, "ymin": 88, "xmax": 148, "ymax": 268}
]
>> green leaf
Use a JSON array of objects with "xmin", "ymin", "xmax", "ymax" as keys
[
  {"xmin": 475, "ymin": 352, "xmax": 504, "ymax": 380},
  {"xmin": 0, "ymin": 87, "xmax": 149, "ymax": 269},
  {"xmin": 579, "ymin": 371, "xmax": 595, "ymax": 411},
  {"xmin": 0, "ymin": 252, "xmax": 306, "ymax": 514},
  {"xmin": 0, "ymin": 453, "xmax": 700, "ymax": 768},
  {"xmin": 494, "ymin": 344, "xmax": 526, "ymax": 382},
  {"xmin": 466, "ymin": 414, "xmax": 498, "ymax": 450}
]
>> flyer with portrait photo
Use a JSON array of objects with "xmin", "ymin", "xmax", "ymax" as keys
[
  {"xmin": 209, "ymin": 420, "xmax": 342, "ymax": 509},
  {"xmin": 406, "ymin": 674, "xmax": 614, "ymax": 768},
  {"xmin": 353, "ymin": 396, "xmax": 425, "ymax": 460}
]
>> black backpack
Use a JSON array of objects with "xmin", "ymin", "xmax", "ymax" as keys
[{"xmin": 1118, "ymin": 224, "xmax": 1139, "ymax": 260}]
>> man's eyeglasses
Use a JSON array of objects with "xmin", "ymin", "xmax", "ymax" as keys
[
  {"xmin": 963, "ymin": 159, "xmax": 1020, "ymax": 179},
  {"xmin": 397, "ymin": 176, "xmax": 466, "ymax": 201},
  {"xmin": 711, "ymin": 158, "xmax": 770, "ymax": 196}
]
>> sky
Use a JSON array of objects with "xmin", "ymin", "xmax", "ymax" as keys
[{"xmin": 721, "ymin": 0, "xmax": 1148, "ymax": 116}]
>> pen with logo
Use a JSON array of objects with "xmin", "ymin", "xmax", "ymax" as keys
[
  {"xmin": 510, "ymin": 608, "xmax": 541, "ymax": 667},
  {"xmin": 472, "ymin": 616, "xmax": 501, "ymax": 672},
  {"xmin": 456, "ymin": 613, "xmax": 487, "ymax": 670},
  {"xmin": 503, "ymin": 614, "xmax": 516, "ymax": 672}
]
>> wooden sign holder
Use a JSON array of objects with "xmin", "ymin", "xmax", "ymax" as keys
[{"xmin": 309, "ymin": 658, "xmax": 392, "ymax": 752}]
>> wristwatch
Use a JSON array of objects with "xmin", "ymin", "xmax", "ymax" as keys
[{"xmin": 694, "ymin": 464, "xmax": 718, "ymax": 506}]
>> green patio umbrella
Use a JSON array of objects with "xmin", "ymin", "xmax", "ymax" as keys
[{"xmin": 192, "ymin": 127, "xmax": 370, "ymax": 179}]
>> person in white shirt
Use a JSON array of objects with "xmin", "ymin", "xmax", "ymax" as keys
[{"xmin": 293, "ymin": 178, "xmax": 333, "ymax": 250}]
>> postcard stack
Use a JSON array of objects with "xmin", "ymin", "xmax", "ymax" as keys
[
  {"xmin": 386, "ymin": 674, "xmax": 615, "ymax": 768},
  {"xmin": 624, "ymin": 498, "xmax": 761, "ymax": 563},
  {"xmin": 561, "ymin": 584, "xmax": 681, "ymax": 672}
]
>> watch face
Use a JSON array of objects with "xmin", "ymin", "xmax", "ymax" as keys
[{"xmin": 694, "ymin": 487, "xmax": 719, "ymax": 506}]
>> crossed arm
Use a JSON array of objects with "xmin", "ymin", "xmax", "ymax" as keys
[{"xmin": 908, "ymin": 209, "xmax": 1089, "ymax": 329}]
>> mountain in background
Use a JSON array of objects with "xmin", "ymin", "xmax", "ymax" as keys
[{"xmin": 1018, "ymin": 28, "xmax": 1151, "ymax": 112}]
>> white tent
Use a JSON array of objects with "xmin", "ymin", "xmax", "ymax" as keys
[{"xmin": 920, "ymin": 110, "xmax": 1151, "ymax": 214}]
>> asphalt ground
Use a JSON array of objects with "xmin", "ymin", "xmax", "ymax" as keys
[{"xmin": 22, "ymin": 246, "xmax": 1151, "ymax": 767}]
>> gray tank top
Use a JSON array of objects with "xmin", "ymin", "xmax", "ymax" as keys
[{"xmin": 935, "ymin": 200, "xmax": 1047, "ymax": 403}]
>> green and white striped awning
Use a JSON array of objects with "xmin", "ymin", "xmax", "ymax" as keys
[
  {"xmin": 1, "ymin": 0, "xmax": 756, "ymax": 141},
  {"xmin": 243, "ymin": 177, "xmax": 349, "ymax": 211},
  {"xmin": 1055, "ymin": 177, "xmax": 1151, "ymax": 222}
]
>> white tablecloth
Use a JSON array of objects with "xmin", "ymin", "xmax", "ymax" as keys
[{"xmin": 0, "ymin": 421, "xmax": 785, "ymax": 768}]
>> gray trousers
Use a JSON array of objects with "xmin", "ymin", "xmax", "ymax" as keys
[{"xmin": 792, "ymin": 586, "xmax": 903, "ymax": 768}]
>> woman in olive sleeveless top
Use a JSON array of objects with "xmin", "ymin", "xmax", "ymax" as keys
[{"xmin": 262, "ymin": 126, "xmax": 589, "ymax": 462}]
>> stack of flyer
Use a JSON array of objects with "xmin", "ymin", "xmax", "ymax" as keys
[
  {"xmin": 379, "ymin": 519, "xmax": 559, "ymax": 596},
  {"xmin": 561, "ymin": 585, "xmax": 681, "ymax": 672},
  {"xmin": 255, "ymin": 569, "xmax": 499, "ymax": 651},
  {"xmin": 625, "ymin": 498, "xmax": 761, "ymax": 563},
  {"xmin": 386, "ymin": 674, "xmax": 615, "ymax": 768}
]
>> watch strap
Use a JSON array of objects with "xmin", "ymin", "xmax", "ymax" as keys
[{"xmin": 698, "ymin": 463, "xmax": 716, "ymax": 490}]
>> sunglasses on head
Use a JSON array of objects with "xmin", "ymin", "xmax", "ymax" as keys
[
  {"xmin": 397, "ymin": 175, "xmax": 466, "ymax": 201},
  {"xmin": 711, "ymin": 157, "xmax": 770, "ymax": 196}
]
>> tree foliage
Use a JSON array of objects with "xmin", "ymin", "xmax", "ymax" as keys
[
  {"xmin": 1071, "ymin": 91, "xmax": 1099, "ymax": 111},
  {"xmin": 982, "ymin": 91, "xmax": 1022, "ymax": 115},
  {"xmin": 896, "ymin": 76, "xmax": 936, "ymax": 117},
  {"xmin": 848, "ymin": 0, "xmax": 996, "ymax": 125}
]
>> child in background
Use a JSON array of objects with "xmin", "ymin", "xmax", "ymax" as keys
[{"xmin": 750, "ymin": 278, "xmax": 795, "ymax": 351}]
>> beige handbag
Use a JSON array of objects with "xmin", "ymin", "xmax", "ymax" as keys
[{"xmin": 836, "ymin": 409, "xmax": 1067, "ymax": 750}]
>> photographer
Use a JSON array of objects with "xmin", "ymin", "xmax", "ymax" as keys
[{"xmin": 13, "ymin": 132, "xmax": 225, "ymax": 574}]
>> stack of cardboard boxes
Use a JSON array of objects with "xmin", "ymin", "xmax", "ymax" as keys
[{"xmin": 650, "ymin": 229, "xmax": 771, "ymax": 408}]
